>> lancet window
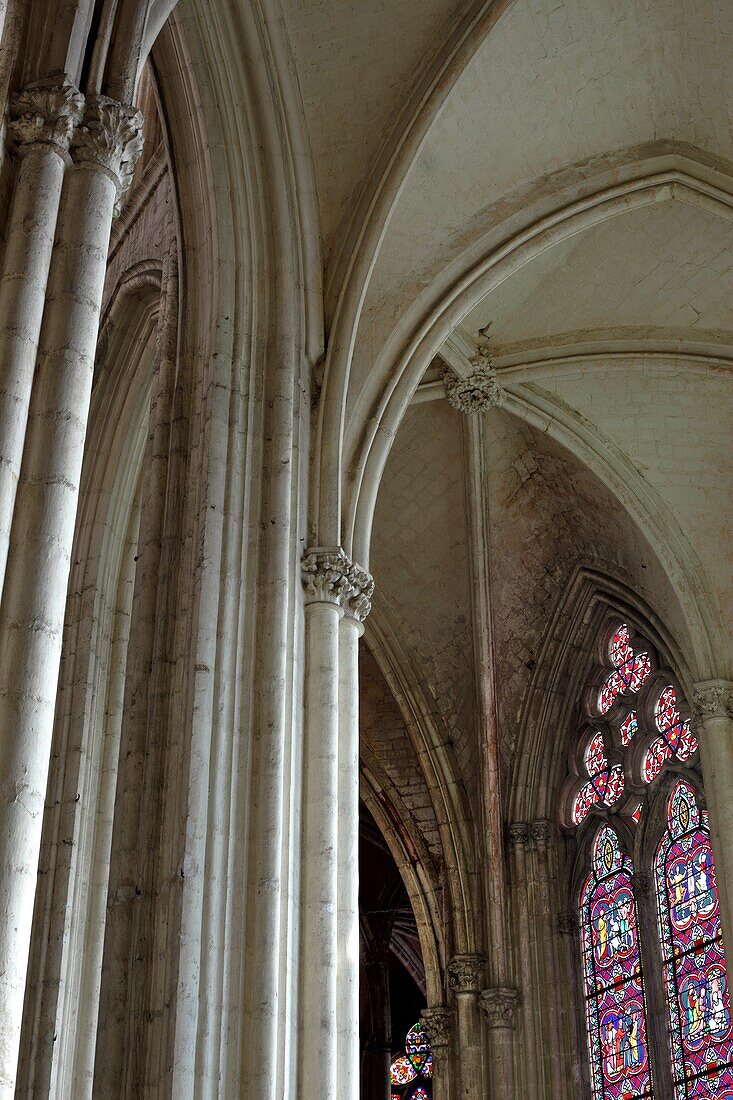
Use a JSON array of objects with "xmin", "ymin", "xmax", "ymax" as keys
[
  {"xmin": 561, "ymin": 619, "xmax": 730, "ymax": 1100},
  {"xmin": 389, "ymin": 1022, "xmax": 433, "ymax": 1100}
]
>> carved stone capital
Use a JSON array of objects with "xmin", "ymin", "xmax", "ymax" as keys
[
  {"xmin": 634, "ymin": 871, "xmax": 652, "ymax": 901},
  {"xmin": 507, "ymin": 822, "xmax": 529, "ymax": 848},
  {"xmin": 556, "ymin": 911, "xmax": 579, "ymax": 936},
  {"xmin": 693, "ymin": 680, "xmax": 733, "ymax": 727},
  {"xmin": 443, "ymin": 333, "xmax": 503, "ymax": 413},
  {"xmin": 343, "ymin": 558, "xmax": 374, "ymax": 622},
  {"xmin": 301, "ymin": 547, "xmax": 374, "ymax": 619},
  {"xmin": 9, "ymin": 77, "xmax": 84, "ymax": 154},
  {"xmin": 71, "ymin": 94, "xmax": 144, "ymax": 203},
  {"xmin": 420, "ymin": 1005, "xmax": 452, "ymax": 1049},
  {"xmin": 480, "ymin": 986, "xmax": 521, "ymax": 1029},
  {"xmin": 530, "ymin": 819, "xmax": 552, "ymax": 849},
  {"xmin": 448, "ymin": 953, "xmax": 486, "ymax": 995}
]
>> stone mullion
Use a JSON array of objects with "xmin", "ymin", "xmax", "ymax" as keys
[
  {"xmin": 0, "ymin": 93, "xmax": 142, "ymax": 1098},
  {"xmin": 0, "ymin": 77, "xmax": 83, "ymax": 601}
]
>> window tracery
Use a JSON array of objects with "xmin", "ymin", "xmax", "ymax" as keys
[
  {"xmin": 389, "ymin": 1021, "xmax": 433, "ymax": 1100},
  {"xmin": 561, "ymin": 618, "xmax": 729, "ymax": 1100}
]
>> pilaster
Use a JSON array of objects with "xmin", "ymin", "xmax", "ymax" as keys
[{"xmin": 421, "ymin": 1004, "xmax": 453, "ymax": 1100}]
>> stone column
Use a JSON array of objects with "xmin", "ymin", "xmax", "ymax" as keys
[
  {"xmin": 530, "ymin": 820, "xmax": 565, "ymax": 1098},
  {"xmin": 299, "ymin": 547, "xmax": 371, "ymax": 1099},
  {"xmin": 693, "ymin": 680, "xmax": 733, "ymax": 948},
  {"xmin": 0, "ymin": 94, "xmax": 142, "ymax": 1098},
  {"xmin": 480, "ymin": 987, "xmax": 520, "ymax": 1099},
  {"xmin": 337, "ymin": 564, "xmax": 373, "ymax": 1097},
  {"xmin": 421, "ymin": 1005, "xmax": 453, "ymax": 1100},
  {"xmin": 0, "ymin": 77, "xmax": 83, "ymax": 598},
  {"xmin": 448, "ymin": 954, "xmax": 486, "ymax": 1098},
  {"xmin": 506, "ymin": 823, "xmax": 531, "ymax": 1097}
]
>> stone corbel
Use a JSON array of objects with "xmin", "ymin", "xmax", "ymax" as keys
[
  {"xmin": 71, "ymin": 94, "xmax": 144, "ymax": 211},
  {"xmin": 448, "ymin": 953, "xmax": 486, "ymax": 996},
  {"xmin": 10, "ymin": 77, "xmax": 84, "ymax": 157},
  {"xmin": 480, "ymin": 986, "xmax": 521, "ymax": 1029},
  {"xmin": 443, "ymin": 329, "xmax": 503, "ymax": 413}
]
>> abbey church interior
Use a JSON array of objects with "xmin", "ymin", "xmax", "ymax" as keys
[{"xmin": 0, "ymin": 1, "xmax": 731, "ymax": 1097}]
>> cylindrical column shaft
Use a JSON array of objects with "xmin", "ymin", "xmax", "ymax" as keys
[
  {"xmin": 0, "ymin": 78, "xmax": 82, "ymax": 599},
  {"xmin": 299, "ymin": 595, "xmax": 342, "ymax": 1094},
  {"xmin": 421, "ymin": 1006, "xmax": 453, "ymax": 1100},
  {"xmin": 448, "ymin": 954, "xmax": 485, "ymax": 1098},
  {"xmin": 694, "ymin": 681, "xmax": 733, "ymax": 950},
  {"xmin": 0, "ymin": 94, "xmax": 141, "ymax": 1098},
  {"xmin": 480, "ymin": 987, "xmax": 520, "ymax": 1099},
  {"xmin": 337, "ymin": 610, "xmax": 364, "ymax": 1096}
]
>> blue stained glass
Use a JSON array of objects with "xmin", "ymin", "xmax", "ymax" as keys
[
  {"xmin": 655, "ymin": 782, "xmax": 733, "ymax": 1099},
  {"xmin": 580, "ymin": 826, "xmax": 654, "ymax": 1099}
]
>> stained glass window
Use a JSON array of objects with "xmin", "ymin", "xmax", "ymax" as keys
[
  {"xmin": 570, "ymin": 732, "xmax": 625, "ymax": 826},
  {"xmin": 564, "ymin": 620, "xmax": 728, "ymax": 1099},
  {"xmin": 642, "ymin": 686, "xmax": 698, "ymax": 784},
  {"xmin": 655, "ymin": 782, "xmax": 733, "ymax": 1098},
  {"xmin": 389, "ymin": 1022, "xmax": 433, "ymax": 1099},
  {"xmin": 580, "ymin": 826, "xmax": 654, "ymax": 1099},
  {"xmin": 598, "ymin": 624, "xmax": 652, "ymax": 715}
]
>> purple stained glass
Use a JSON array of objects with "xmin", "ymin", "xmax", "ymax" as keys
[
  {"xmin": 599, "ymin": 627, "xmax": 652, "ymax": 714},
  {"xmin": 580, "ymin": 826, "xmax": 654, "ymax": 1100},
  {"xmin": 411, "ymin": 1090, "xmax": 431, "ymax": 1100},
  {"xmin": 655, "ymin": 782, "xmax": 733, "ymax": 1099}
]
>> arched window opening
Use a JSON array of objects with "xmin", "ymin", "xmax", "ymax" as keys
[
  {"xmin": 579, "ymin": 826, "xmax": 653, "ymax": 1099},
  {"xmin": 389, "ymin": 1021, "xmax": 433, "ymax": 1099},
  {"xmin": 561, "ymin": 618, "xmax": 731, "ymax": 1099},
  {"xmin": 655, "ymin": 781, "xmax": 733, "ymax": 1098}
]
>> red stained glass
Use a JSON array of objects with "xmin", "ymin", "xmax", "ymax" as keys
[
  {"xmin": 573, "ymin": 782, "xmax": 601, "ymax": 825},
  {"xmin": 390, "ymin": 1023, "xmax": 433, "ymax": 1098},
  {"xmin": 580, "ymin": 827, "xmax": 654, "ymax": 1100},
  {"xmin": 655, "ymin": 782, "xmax": 733, "ymax": 1099},
  {"xmin": 598, "ymin": 625, "xmax": 652, "ymax": 715},
  {"xmin": 652, "ymin": 686, "xmax": 698, "ymax": 769},
  {"xmin": 390, "ymin": 1055, "xmax": 417, "ymax": 1086}
]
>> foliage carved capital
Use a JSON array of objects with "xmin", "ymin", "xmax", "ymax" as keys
[
  {"xmin": 530, "ymin": 819, "xmax": 553, "ymax": 849},
  {"xmin": 420, "ymin": 1005, "xmax": 452, "ymax": 1049},
  {"xmin": 443, "ymin": 329, "xmax": 503, "ymax": 413},
  {"xmin": 301, "ymin": 547, "xmax": 374, "ymax": 619},
  {"xmin": 448, "ymin": 954, "xmax": 486, "ymax": 995},
  {"xmin": 507, "ymin": 822, "xmax": 529, "ymax": 848},
  {"xmin": 72, "ymin": 94, "xmax": 144, "ymax": 203},
  {"xmin": 693, "ymin": 680, "xmax": 733, "ymax": 726},
  {"xmin": 10, "ymin": 77, "xmax": 84, "ymax": 153},
  {"xmin": 480, "ymin": 986, "xmax": 521, "ymax": 1029}
]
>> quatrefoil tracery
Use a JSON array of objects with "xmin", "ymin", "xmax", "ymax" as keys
[{"xmin": 562, "ymin": 621, "xmax": 699, "ymax": 829}]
